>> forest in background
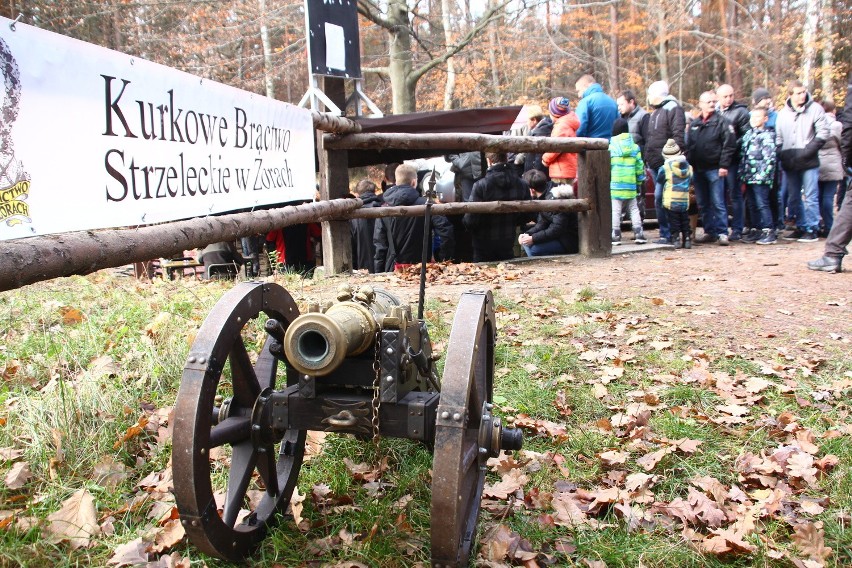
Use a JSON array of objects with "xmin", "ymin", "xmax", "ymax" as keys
[{"xmin": 2, "ymin": 0, "xmax": 850, "ymax": 115}]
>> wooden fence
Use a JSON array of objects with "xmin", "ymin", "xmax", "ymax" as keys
[{"xmin": 0, "ymin": 104, "xmax": 612, "ymax": 292}]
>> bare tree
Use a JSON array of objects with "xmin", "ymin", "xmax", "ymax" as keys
[
  {"xmin": 801, "ymin": 0, "xmax": 820, "ymax": 87},
  {"xmin": 358, "ymin": 0, "xmax": 510, "ymax": 113}
]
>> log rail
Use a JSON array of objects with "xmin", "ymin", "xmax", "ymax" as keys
[{"xmin": 0, "ymin": 111, "xmax": 614, "ymax": 292}]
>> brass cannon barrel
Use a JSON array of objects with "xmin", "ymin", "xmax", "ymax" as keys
[{"xmin": 283, "ymin": 286, "xmax": 400, "ymax": 376}]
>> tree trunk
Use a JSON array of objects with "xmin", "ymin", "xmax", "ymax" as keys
[
  {"xmin": 772, "ymin": 0, "xmax": 784, "ymax": 84},
  {"xmin": 800, "ymin": 0, "xmax": 820, "ymax": 88},
  {"xmin": 259, "ymin": 0, "xmax": 275, "ymax": 98},
  {"xmin": 442, "ymin": 0, "xmax": 456, "ymax": 109},
  {"xmin": 342, "ymin": 198, "xmax": 589, "ymax": 220},
  {"xmin": 719, "ymin": 0, "xmax": 734, "ymax": 86},
  {"xmin": 487, "ymin": 0, "xmax": 501, "ymax": 99},
  {"xmin": 387, "ymin": 0, "xmax": 415, "ymax": 113},
  {"xmin": 820, "ymin": 0, "xmax": 833, "ymax": 98},
  {"xmin": 609, "ymin": 3, "xmax": 619, "ymax": 93},
  {"xmin": 657, "ymin": 4, "xmax": 668, "ymax": 82}
]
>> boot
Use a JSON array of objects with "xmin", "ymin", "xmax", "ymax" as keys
[
  {"xmin": 612, "ymin": 229, "xmax": 622, "ymax": 246},
  {"xmin": 807, "ymin": 255, "xmax": 842, "ymax": 273},
  {"xmin": 683, "ymin": 234, "xmax": 692, "ymax": 249},
  {"xmin": 672, "ymin": 231, "xmax": 683, "ymax": 249},
  {"xmin": 633, "ymin": 227, "xmax": 647, "ymax": 244}
]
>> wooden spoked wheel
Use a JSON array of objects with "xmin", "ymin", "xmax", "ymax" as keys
[
  {"xmin": 430, "ymin": 290, "xmax": 495, "ymax": 567},
  {"xmin": 173, "ymin": 282, "xmax": 304, "ymax": 561}
]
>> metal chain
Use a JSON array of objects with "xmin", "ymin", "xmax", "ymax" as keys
[{"xmin": 370, "ymin": 327, "xmax": 382, "ymax": 444}]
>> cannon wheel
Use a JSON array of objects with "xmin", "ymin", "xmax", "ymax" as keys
[
  {"xmin": 173, "ymin": 282, "xmax": 304, "ymax": 561},
  {"xmin": 431, "ymin": 290, "xmax": 495, "ymax": 567}
]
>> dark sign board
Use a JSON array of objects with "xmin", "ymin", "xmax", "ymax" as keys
[{"xmin": 306, "ymin": 0, "xmax": 361, "ymax": 78}]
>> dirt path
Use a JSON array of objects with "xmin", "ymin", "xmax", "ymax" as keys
[{"xmin": 336, "ymin": 236, "xmax": 850, "ymax": 349}]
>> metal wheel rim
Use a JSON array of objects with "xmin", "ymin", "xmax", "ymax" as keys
[
  {"xmin": 173, "ymin": 282, "xmax": 305, "ymax": 561},
  {"xmin": 430, "ymin": 290, "xmax": 495, "ymax": 567}
]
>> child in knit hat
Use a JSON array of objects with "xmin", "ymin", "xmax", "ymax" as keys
[
  {"xmin": 608, "ymin": 118, "xmax": 646, "ymax": 244},
  {"xmin": 657, "ymin": 139, "xmax": 694, "ymax": 249},
  {"xmin": 542, "ymin": 97, "xmax": 580, "ymax": 186}
]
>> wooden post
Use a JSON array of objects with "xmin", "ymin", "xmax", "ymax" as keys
[
  {"xmin": 317, "ymin": 77, "xmax": 353, "ymax": 275},
  {"xmin": 576, "ymin": 149, "xmax": 612, "ymax": 258}
]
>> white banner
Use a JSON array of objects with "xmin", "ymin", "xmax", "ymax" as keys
[{"xmin": 0, "ymin": 18, "xmax": 316, "ymax": 241}]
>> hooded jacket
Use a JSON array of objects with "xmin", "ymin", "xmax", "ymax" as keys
[
  {"xmin": 373, "ymin": 184, "xmax": 455, "ymax": 272},
  {"xmin": 575, "ymin": 83, "xmax": 619, "ymax": 139},
  {"xmin": 542, "ymin": 112, "xmax": 581, "ymax": 180},
  {"xmin": 609, "ymin": 133, "xmax": 645, "ymax": 200},
  {"xmin": 645, "ymin": 96, "xmax": 686, "ymax": 170},
  {"xmin": 686, "ymin": 111, "xmax": 737, "ymax": 171},
  {"xmin": 350, "ymin": 191, "xmax": 383, "ymax": 272},
  {"xmin": 739, "ymin": 127, "xmax": 777, "ymax": 185},
  {"xmin": 523, "ymin": 188, "xmax": 579, "ymax": 254},
  {"xmin": 624, "ymin": 105, "xmax": 649, "ymax": 154},
  {"xmin": 524, "ymin": 116, "xmax": 554, "ymax": 175},
  {"xmin": 775, "ymin": 91, "xmax": 829, "ymax": 172},
  {"xmin": 817, "ymin": 114, "xmax": 844, "ymax": 182},
  {"xmin": 657, "ymin": 154, "xmax": 693, "ymax": 212}
]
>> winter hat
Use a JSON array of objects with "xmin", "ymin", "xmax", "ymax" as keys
[
  {"xmin": 751, "ymin": 88, "xmax": 771, "ymax": 105},
  {"xmin": 647, "ymin": 81, "xmax": 669, "ymax": 104},
  {"xmin": 548, "ymin": 97, "xmax": 571, "ymax": 117},
  {"xmin": 662, "ymin": 139, "xmax": 680, "ymax": 156},
  {"xmin": 612, "ymin": 118, "xmax": 629, "ymax": 136}
]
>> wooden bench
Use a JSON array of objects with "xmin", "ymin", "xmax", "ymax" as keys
[{"xmin": 161, "ymin": 257, "xmax": 202, "ymax": 280}]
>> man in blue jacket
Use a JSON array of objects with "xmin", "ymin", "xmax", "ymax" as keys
[{"xmin": 574, "ymin": 75, "xmax": 618, "ymax": 139}]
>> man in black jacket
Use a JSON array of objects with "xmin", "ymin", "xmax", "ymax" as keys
[
  {"xmin": 350, "ymin": 179, "xmax": 383, "ymax": 272},
  {"xmin": 464, "ymin": 152, "xmax": 531, "ymax": 261},
  {"xmin": 687, "ymin": 91, "xmax": 737, "ymax": 246},
  {"xmin": 808, "ymin": 73, "xmax": 852, "ymax": 273},
  {"xmin": 373, "ymin": 164, "xmax": 455, "ymax": 273},
  {"xmin": 717, "ymin": 84, "xmax": 752, "ymax": 240},
  {"xmin": 518, "ymin": 169, "xmax": 578, "ymax": 256},
  {"xmin": 645, "ymin": 81, "xmax": 686, "ymax": 244}
]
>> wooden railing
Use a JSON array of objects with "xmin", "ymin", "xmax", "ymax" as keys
[{"xmin": 0, "ymin": 110, "xmax": 613, "ymax": 292}]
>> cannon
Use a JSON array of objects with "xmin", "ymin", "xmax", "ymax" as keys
[{"xmin": 172, "ymin": 281, "xmax": 522, "ymax": 566}]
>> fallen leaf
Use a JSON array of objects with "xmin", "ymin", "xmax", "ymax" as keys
[
  {"xmin": 793, "ymin": 522, "xmax": 833, "ymax": 561},
  {"xmin": 107, "ymin": 538, "xmax": 149, "ymax": 566},
  {"xmin": 5, "ymin": 461, "xmax": 32, "ymax": 489},
  {"xmin": 46, "ymin": 489, "xmax": 100, "ymax": 548},
  {"xmin": 151, "ymin": 518, "xmax": 185, "ymax": 552}
]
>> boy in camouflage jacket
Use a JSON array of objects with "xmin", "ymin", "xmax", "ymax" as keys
[{"xmin": 739, "ymin": 108, "xmax": 778, "ymax": 244}]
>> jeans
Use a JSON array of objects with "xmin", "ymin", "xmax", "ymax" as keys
[
  {"xmin": 523, "ymin": 239, "xmax": 567, "ymax": 257},
  {"xmin": 784, "ymin": 167, "xmax": 820, "ymax": 233},
  {"xmin": 654, "ymin": 167, "xmax": 671, "ymax": 239},
  {"xmin": 775, "ymin": 170, "xmax": 788, "ymax": 230},
  {"xmin": 693, "ymin": 169, "xmax": 727, "ymax": 237},
  {"xmin": 818, "ymin": 180, "xmax": 839, "ymax": 234},
  {"xmin": 746, "ymin": 184, "xmax": 773, "ymax": 230},
  {"xmin": 724, "ymin": 162, "xmax": 744, "ymax": 236}
]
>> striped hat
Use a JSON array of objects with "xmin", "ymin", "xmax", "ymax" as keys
[{"xmin": 548, "ymin": 97, "xmax": 571, "ymax": 117}]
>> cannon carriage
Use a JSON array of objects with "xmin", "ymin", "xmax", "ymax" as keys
[{"xmin": 172, "ymin": 280, "xmax": 522, "ymax": 567}]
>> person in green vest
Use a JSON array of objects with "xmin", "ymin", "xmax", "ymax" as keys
[{"xmin": 609, "ymin": 118, "xmax": 647, "ymax": 245}]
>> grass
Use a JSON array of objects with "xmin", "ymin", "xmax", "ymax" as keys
[{"xmin": 0, "ymin": 274, "xmax": 850, "ymax": 567}]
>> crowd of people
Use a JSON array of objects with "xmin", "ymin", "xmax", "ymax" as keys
[
  {"xmin": 350, "ymin": 73, "xmax": 851, "ymax": 274},
  {"xmin": 189, "ymin": 73, "xmax": 852, "ymax": 278}
]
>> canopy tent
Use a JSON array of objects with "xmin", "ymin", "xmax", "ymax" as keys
[{"xmin": 343, "ymin": 105, "xmax": 525, "ymax": 167}]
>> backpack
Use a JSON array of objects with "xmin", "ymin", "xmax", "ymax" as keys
[{"xmin": 661, "ymin": 156, "xmax": 692, "ymax": 213}]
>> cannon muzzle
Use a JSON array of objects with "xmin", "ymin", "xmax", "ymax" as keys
[{"xmin": 282, "ymin": 286, "xmax": 400, "ymax": 376}]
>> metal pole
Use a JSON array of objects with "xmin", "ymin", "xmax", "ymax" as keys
[{"xmin": 417, "ymin": 168, "xmax": 437, "ymax": 320}]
